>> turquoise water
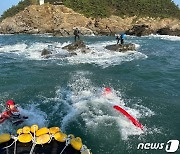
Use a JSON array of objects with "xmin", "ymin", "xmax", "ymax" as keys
[{"xmin": 0, "ymin": 34, "xmax": 180, "ymax": 154}]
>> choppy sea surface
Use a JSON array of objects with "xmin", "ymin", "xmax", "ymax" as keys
[{"xmin": 0, "ymin": 34, "xmax": 179, "ymax": 154}]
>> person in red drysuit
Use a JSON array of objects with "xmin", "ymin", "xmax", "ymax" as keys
[{"xmin": 0, "ymin": 100, "xmax": 28, "ymax": 125}]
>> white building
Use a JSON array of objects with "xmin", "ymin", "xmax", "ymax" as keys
[{"xmin": 39, "ymin": 0, "xmax": 44, "ymax": 5}]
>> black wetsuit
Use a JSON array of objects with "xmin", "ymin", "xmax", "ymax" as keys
[
  {"xmin": 116, "ymin": 35, "xmax": 120, "ymax": 44},
  {"xmin": 120, "ymin": 34, "xmax": 125, "ymax": 44},
  {"xmin": 74, "ymin": 29, "xmax": 80, "ymax": 42},
  {"xmin": 9, "ymin": 112, "xmax": 28, "ymax": 126}
]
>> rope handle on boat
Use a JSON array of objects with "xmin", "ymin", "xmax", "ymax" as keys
[
  {"xmin": 3, "ymin": 135, "xmax": 18, "ymax": 154},
  {"xmin": 29, "ymin": 143, "xmax": 36, "ymax": 154},
  {"xmin": 59, "ymin": 135, "xmax": 71, "ymax": 154},
  {"xmin": 14, "ymin": 140, "xmax": 17, "ymax": 154},
  {"xmin": 29, "ymin": 125, "xmax": 38, "ymax": 154},
  {"xmin": 29, "ymin": 126, "xmax": 54, "ymax": 154}
]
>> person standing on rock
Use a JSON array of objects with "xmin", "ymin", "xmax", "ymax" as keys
[
  {"xmin": 74, "ymin": 28, "xmax": 80, "ymax": 42},
  {"xmin": 120, "ymin": 33, "xmax": 126, "ymax": 44},
  {"xmin": 115, "ymin": 34, "xmax": 121, "ymax": 44}
]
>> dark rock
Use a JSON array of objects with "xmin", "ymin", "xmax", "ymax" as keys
[
  {"xmin": 62, "ymin": 40, "xmax": 86, "ymax": 51},
  {"xmin": 41, "ymin": 49, "xmax": 52, "ymax": 56},
  {"xmin": 62, "ymin": 40, "xmax": 92, "ymax": 54},
  {"xmin": 53, "ymin": 29, "xmax": 70, "ymax": 37},
  {"xmin": 156, "ymin": 27, "xmax": 180, "ymax": 36},
  {"xmin": 105, "ymin": 43, "xmax": 136, "ymax": 52},
  {"xmin": 126, "ymin": 24, "xmax": 155, "ymax": 36},
  {"xmin": 69, "ymin": 52, "xmax": 78, "ymax": 56}
]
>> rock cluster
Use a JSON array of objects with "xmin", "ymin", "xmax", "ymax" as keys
[{"xmin": 40, "ymin": 40, "xmax": 93, "ymax": 59}]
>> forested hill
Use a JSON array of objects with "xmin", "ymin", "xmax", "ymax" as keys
[{"xmin": 1, "ymin": 0, "xmax": 180, "ymax": 21}]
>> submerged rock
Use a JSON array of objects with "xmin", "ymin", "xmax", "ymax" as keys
[
  {"xmin": 105, "ymin": 43, "xmax": 136, "ymax": 52},
  {"xmin": 41, "ymin": 49, "xmax": 52, "ymax": 56},
  {"xmin": 41, "ymin": 49, "xmax": 52, "ymax": 57}
]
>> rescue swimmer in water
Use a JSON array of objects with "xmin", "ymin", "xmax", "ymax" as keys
[
  {"xmin": 104, "ymin": 87, "xmax": 144, "ymax": 130},
  {"xmin": 0, "ymin": 100, "xmax": 28, "ymax": 126}
]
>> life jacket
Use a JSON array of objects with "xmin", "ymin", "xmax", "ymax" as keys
[{"xmin": 121, "ymin": 34, "xmax": 125, "ymax": 39}]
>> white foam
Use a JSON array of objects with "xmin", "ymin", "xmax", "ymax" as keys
[
  {"xmin": 18, "ymin": 104, "xmax": 48, "ymax": 127},
  {"xmin": 0, "ymin": 43, "xmax": 27, "ymax": 53},
  {"xmin": 67, "ymin": 41, "xmax": 147, "ymax": 68},
  {"xmin": 32, "ymin": 33, "xmax": 53, "ymax": 37},
  {"xmin": 0, "ymin": 38, "xmax": 147, "ymax": 67},
  {"xmin": 46, "ymin": 73, "xmax": 153, "ymax": 139},
  {"xmin": 148, "ymin": 34, "xmax": 180, "ymax": 41},
  {"xmin": 0, "ymin": 34, "xmax": 14, "ymax": 36},
  {"xmin": 26, "ymin": 42, "xmax": 50, "ymax": 60}
]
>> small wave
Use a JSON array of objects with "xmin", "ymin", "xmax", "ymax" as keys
[
  {"xmin": 0, "ymin": 34, "xmax": 14, "ymax": 36},
  {"xmin": 148, "ymin": 34, "xmax": 180, "ymax": 41},
  {"xmin": 32, "ymin": 33, "xmax": 53, "ymax": 37},
  {"xmin": 0, "ymin": 43, "xmax": 27, "ymax": 53}
]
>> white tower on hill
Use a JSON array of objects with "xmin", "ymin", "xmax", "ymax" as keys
[{"xmin": 39, "ymin": 0, "xmax": 44, "ymax": 5}]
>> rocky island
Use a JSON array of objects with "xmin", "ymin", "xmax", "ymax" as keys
[{"xmin": 0, "ymin": 0, "xmax": 180, "ymax": 37}]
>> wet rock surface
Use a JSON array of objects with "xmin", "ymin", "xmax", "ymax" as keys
[
  {"xmin": 41, "ymin": 49, "xmax": 52, "ymax": 57},
  {"xmin": 105, "ymin": 43, "xmax": 136, "ymax": 52},
  {"xmin": 62, "ymin": 40, "xmax": 91, "ymax": 54}
]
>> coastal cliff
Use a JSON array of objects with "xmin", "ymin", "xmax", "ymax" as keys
[{"xmin": 0, "ymin": 4, "xmax": 180, "ymax": 36}]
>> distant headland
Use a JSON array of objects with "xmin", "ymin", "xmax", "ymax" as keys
[{"xmin": 0, "ymin": 0, "xmax": 180, "ymax": 36}]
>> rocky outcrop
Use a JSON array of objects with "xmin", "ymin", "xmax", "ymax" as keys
[
  {"xmin": 62, "ymin": 40, "xmax": 86, "ymax": 51},
  {"xmin": 126, "ymin": 24, "xmax": 155, "ymax": 36},
  {"xmin": 156, "ymin": 27, "xmax": 180, "ymax": 36},
  {"xmin": 62, "ymin": 40, "xmax": 91, "ymax": 54},
  {"xmin": 105, "ymin": 44, "xmax": 136, "ymax": 52},
  {"xmin": 0, "ymin": 4, "xmax": 92, "ymax": 35},
  {"xmin": 0, "ymin": 4, "xmax": 180, "ymax": 36}
]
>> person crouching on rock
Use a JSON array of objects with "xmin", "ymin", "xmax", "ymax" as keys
[
  {"xmin": 115, "ymin": 34, "xmax": 121, "ymax": 44},
  {"xmin": 120, "ymin": 33, "xmax": 126, "ymax": 44},
  {"xmin": 0, "ymin": 100, "xmax": 28, "ymax": 126},
  {"xmin": 73, "ymin": 28, "xmax": 80, "ymax": 42}
]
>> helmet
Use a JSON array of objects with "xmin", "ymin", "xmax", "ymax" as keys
[
  {"xmin": 6, "ymin": 100, "xmax": 15, "ymax": 111},
  {"xmin": 104, "ymin": 87, "xmax": 111, "ymax": 94},
  {"xmin": 6, "ymin": 100, "xmax": 15, "ymax": 107}
]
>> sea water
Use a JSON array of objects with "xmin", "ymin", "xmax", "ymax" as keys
[{"xmin": 0, "ymin": 34, "xmax": 179, "ymax": 154}]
